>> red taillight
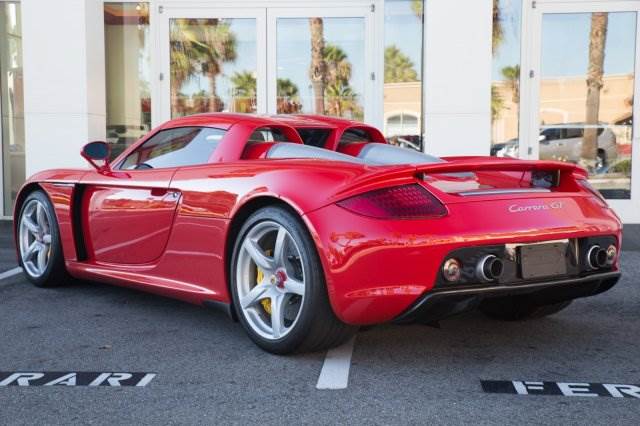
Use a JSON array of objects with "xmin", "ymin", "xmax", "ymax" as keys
[
  {"xmin": 577, "ymin": 179, "xmax": 609, "ymax": 207},
  {"xmin": 336, "ymin": 184, "xmax": 447, "ymax": 219}
]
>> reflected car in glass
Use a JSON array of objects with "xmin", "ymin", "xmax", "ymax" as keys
[
  {"xmin": 493, "ymin": 124, "xmax": 618, "ymax": 171},
  {"xmin": 13, "ymin": 113, "xmax": 622, "ymax": 354}
]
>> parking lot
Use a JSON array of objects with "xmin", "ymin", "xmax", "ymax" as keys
[{"xmin": 1, "ymin": 221, "xmax": 640, "ymax": 424}]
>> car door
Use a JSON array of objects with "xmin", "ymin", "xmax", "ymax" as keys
[{"xmin": 80, "ymin": 126, "xmax": 225, "ymax": 265}]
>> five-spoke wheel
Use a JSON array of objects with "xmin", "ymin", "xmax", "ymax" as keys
[
  {"xmin": 231, "ymin": 206, "xmax": 355, "ymax": 354},
  {"xmin": 236, "ymin": 220, "xmax": 306, "ymax": 339},
  {"xmin": 19, "ymin": 198, "xmax": 53, "ymax": 278},
  {"xmin": 17, "ymin": 190, "xmax": 67, "ymax": 287}
]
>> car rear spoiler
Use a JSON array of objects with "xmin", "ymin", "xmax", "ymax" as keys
[
  {"xmin": 415, "ymin": 159, "xmax": 585, "ymax": 175},
  {"xmin": 333, "ymin": 159, "xmax": 587, "ymax": 200}
]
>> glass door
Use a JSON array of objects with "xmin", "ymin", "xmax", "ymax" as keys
[
  {"xmin": 156, "ymin": 5, "xmax": 380, "ymax": 129},
  {"xmin": 157, "ymin": 7, "xmax": 267, "ymax": 121},
  {"xmin": 526, "ymin": 1, "xmax": 640, "ymax": 221},
  {"xmin": 0, "ymin": 1, "xmax": 24, "ymax": 217},
  {"xmin": 267, "ymin": 7, "xmax": 379, "ymax": 124}
]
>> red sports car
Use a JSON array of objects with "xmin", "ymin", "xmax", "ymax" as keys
[{"xmin": 13, "ymin": 113, "xmax": 622, "ymax": 354}]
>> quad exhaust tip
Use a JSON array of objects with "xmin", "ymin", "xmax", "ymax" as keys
[
  {"xmin": 587, "ymin": 245, "xmax": 613, "ymax": 270},
  {"xmin": 476, "ymin": 255, "xmax": 504, "ymax": 282}
]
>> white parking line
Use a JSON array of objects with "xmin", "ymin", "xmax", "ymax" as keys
[
  {"xmin": 0, "ymin": 267, "xmax": 22, "ymax": 283},
  {"xmin": 316, "ymin": 335, "xmax": 356, "ymax": 390}
]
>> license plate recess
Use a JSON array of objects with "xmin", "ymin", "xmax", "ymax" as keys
[{"xmin": 518, "ymin": 241, "xmax": 568, "ymax": 279}]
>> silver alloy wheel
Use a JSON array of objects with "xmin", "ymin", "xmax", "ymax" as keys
[
  {"xmin": 19, "ymin": 199, "xmax": 53, "ymax": 278},
  {"xmin": 236, "ymin": 220, "xmax": 306, "ymax": 340}
]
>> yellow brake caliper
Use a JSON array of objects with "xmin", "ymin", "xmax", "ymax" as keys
[{"xmin": 257, "ymin": 249, "xmax": 272, "ymax": 315}]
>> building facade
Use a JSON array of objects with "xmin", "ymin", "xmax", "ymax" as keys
[{"xmin": 0, "ymin": 0, "xmax": 639, "ymax": 222}]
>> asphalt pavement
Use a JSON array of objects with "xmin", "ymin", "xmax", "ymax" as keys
[
  {"xmin": 1, "ymin": 220, "xmax": 640, "ymax": 424},
  {"xmin": 0, "ymin": 220, "xmax": 16, "ymax": 273}
]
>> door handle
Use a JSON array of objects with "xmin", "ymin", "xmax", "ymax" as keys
[
  {"xmin": 150, "ymin": 188, "xmax": 168, "ymax": 197},
  {"xmin": 151, "ymin": 188, "xmax": 180, "ymax": 199}
]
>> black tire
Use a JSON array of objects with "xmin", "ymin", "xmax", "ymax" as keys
[
  {"xmin": 230, "ymin": 206, "xmax": 356, "ymax": 354},
  {"xmin": 479, "ymin": 296, "xmax": 572, "ymax": 321},
  {"xmin": 16, "ymin": 190, "xmax": 69, "ymax": 287}
]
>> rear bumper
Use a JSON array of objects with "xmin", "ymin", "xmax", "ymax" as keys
[
  {"xmin": 393, "ymin": 271, "xmax": 621, "ymax": 324},
  {"xmin": 305, "ymin": 200, "xmax": 621, "ymax": 325}
]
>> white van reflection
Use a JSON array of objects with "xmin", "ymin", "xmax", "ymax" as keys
[{"xmin": 492, "ymin": 124, "xmax": 617, "ymax": 172}]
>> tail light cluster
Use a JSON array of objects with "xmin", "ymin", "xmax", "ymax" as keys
[
  {"xmin": 336, "ymin": 184, "xmax": 447, "ymax": 219},
  {"xmin": 577, "ymin": 179, "xmax": 609, "ymax": 207}
]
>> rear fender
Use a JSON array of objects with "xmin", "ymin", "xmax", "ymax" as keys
[{"xmin": 13, "ymin": 170, "xmax": 87, "ymax": 264}]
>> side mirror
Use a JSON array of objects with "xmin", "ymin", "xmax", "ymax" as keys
[{"xmin": 81, "ymin": 141, "xmax": 111, "ymax": 172}]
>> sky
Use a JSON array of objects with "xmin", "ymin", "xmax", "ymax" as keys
[
  {"xmin": 493, "ymin": 0, "xmax": 637, "ymax": 80},
  {"xmin": 541, "ymin": 12, "xmax": 636, "ymax": 78}
]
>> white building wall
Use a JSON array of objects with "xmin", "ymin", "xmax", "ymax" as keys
[
  {"xmin": 21, "ymin": 0, "xmax": 105, "ymax": 176},
  {"xmin": 423, "ymin": 0, "xmax": 493, "ymax": 157}
]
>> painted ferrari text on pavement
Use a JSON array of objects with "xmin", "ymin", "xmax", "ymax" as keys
[
  {"xmin": 0, "ymin": 372, "xmax": 156, "ymax": 387},
  {"xmin": 482, "ymin": 380, "xmax": 640, "ymax": 398}
]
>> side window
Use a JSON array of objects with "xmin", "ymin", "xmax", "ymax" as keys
[
  {"xmin": 119, "ymin": 127, "xmax": 226, "ymax": 170},
  {"xmin": 542, "ymin": 128, "xmax": 563, "ymax": 141},
  {"xmin": 339, "ymin": 128, "xmax": 372, "ymax": 144},
  {"xmin": 248, "ymin": 127, "xmax": 292, "ymax": 143},
  {"xmin": 565, "ymin": 127, "xmax": 583, "ymax": 139}
]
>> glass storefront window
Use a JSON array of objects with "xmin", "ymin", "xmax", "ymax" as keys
[
  {"xmin": 276, "ymin": 17, "xmax": 365, "ymax": 120},
  {"xmin": 491, "ymin": 0, "xmax": 522, "ymax": 156},
  {"xmin": 104, "ymin": 2, "xmax": 151, "ymax": 159},
  {"xmin": 169, "ymin": 18, "xmax": 257, "ymax": 118},
  {"xmin": 384, "ymin": 0, "xmax": 424, "ymax": 151},
  {"xmin": 537, "ymin": 12, "xmax": 636, "ymax": 199},
  {"xmin": 0, "ymin": 2, "xmax": 24, "ymax": 216}
]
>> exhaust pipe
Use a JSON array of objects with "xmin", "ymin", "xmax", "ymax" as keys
[
  {"xmin": 587, "ymin": 245, "xmax": 608, "ymax": 269},
  {"xmin": 476, "ymin": 255, "xmax": 504, "ymax": 282}
]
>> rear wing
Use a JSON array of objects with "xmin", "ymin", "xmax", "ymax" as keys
[
  {"xmin": 415, "ymin": 159, "xmax": 584, "ymax": 175},
  {"xmin": 332, "ymin": 159, "xmax": 588, "ymax": 200}
]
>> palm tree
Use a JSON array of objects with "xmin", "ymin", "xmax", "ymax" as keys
[
  {"xmin": 191, "ymin": 89, "xmax": 210, "ymax": 113},
  {"xmin": 277, "ymin": 78, "xmax": 299, "ymax": 99},
  {"xmin": 230, "ymin": 70, "xmax": 256, "ymax": 113},
  {"xmin": 309, "ymin": 17, "xmax": 327, "ymax": 114},
  {"xmin": 323, "ymin": 44, "xmax": 352, "ymax": 86},
  {"xmin": 170, "ymin": 19, "xmax": 237, "ymax": 114},
  {"xmin": 411, "ymin": 0, "xmax": 423, "ymax": 19},
  {"xmin": 501, "ymin": 65, "xmax": 520, "ymax": 103},
  {"xmin": 170, "ymin": 20, "xmax": 199, "ymax": 116},
  {"xmin": 491, "ymin": 85, "xmax": 504, "ymax": 120},
  {"xmin": 492, "ymin": 0, "xmax": 503, "ymax": 54},
  {"xmin": 193, "ymin": 19, "xmax": 237, "ymax": 112},
  {"xmin": 322, "ymin": 44, "xmax": 363, "ymax": 118},
  {"xmin": 491, "ymin": 0, "xmax": 505, "ymax": 129},
  {"xmin": 384, "ymin": 45, "xmax": 418, "ymax": 83},
  {"xmin": 582, "ymin": 12, "xmax": 608, "ymax": 167},
  {"xmin": 277, "ymin": 78, "xmax": 302, "ymax": 114},
  {"xmin": 326, "ymin": 82, "xmax": 362, "ymax": 119}
]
